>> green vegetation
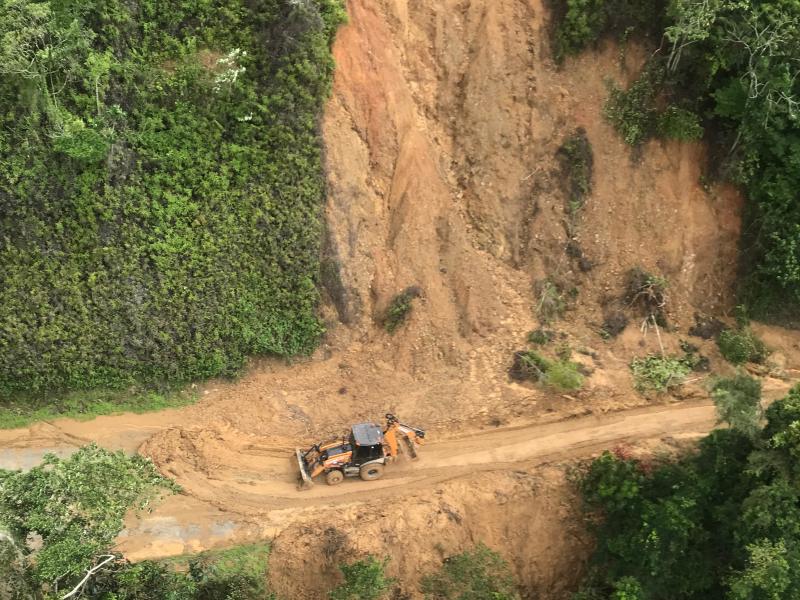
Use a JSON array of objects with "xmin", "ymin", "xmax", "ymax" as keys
[
  {"xmin": 629, "ymin": 354, "xmax": 691, "ymax": 392},
  {"xmin": 624, "ymin": 268, "xmax": 668, "ymax": 325},
  {"xmin": 511, "ymin": 350, "xmax": 584, "ymax": 390},
  {"xmin": 717, "ymin": 327, "xmax": 768, "ymax": 366},
  {"xmin": 535, "ymin": 278, "xmax": 567, "ymax": 324},
  {"xmin": 528, "ymin": 328, "xmax": 555, "ymax": 345},
  {"xmin": 330, "ymin": 556, "xmax": 394, "ymax": 600},
  {"xmin": 383, "ymin": 287, "xmax": 422, "ymax": 334},
  {"xmin": 553, "ymin": 0, "xmax": 800, "ymax": 320},
  {"xmin": 557, "ymin": 128, "xmax": 594, "ymax": 215},
  {"xmin": 0, "ymin": 0, "xmax": 347, "ymax": 398},
  {"xmin": 0, "ymin": 387, "xmax": 195, "ymax": 429},
  {"xmin": 656, "ymin": 105, "xmax": 704, "ymax": 141},
  {"xmin": 552, "ymin": 0, "xmax": 663, "ymax": 62},
  {"xmin": 574, "ymin": 382, "xmax": 800, "ymax": 599},
  {"xmin": 421, "ymin": 544, "xmax": 520, "ymax": 600},
  {"xmin": 0, "ymin": 443, "xmax": 280, "ymax": 598},
  {"xmin": 711, "ymin": 373, "xmax": 762, "ymax": 438},
  {"xmin": 0, "ymin": 444, "xmax": 178, "ymax": 593},
  {"xmin": 604, "ymin": 65, "xmax": 664, "ymax": 147}
]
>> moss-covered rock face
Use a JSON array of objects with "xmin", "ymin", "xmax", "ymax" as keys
[{"xmin": 0, "ymin": 0, "xmax": 347, "ymax": 395}]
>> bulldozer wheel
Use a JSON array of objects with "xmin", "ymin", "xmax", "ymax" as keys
[
  {"xmin": 325, "ymin": 470, "xmax": 344, "ymax": 486},
  {"xmin": 359, "ymin": 463, "xmax": 385, "ymax": 481}
]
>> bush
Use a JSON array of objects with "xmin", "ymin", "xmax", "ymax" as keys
[
  {"xmin": 546, "ymin": 359, "xmax": 585, "ymax": 390},
  {"xmin": 624, "ymin": 268, "xmax": 668, "ymax": 324},
  {"xmin": 712, "ymin": 373, "xmax": 762, "ymax": 437},
  {"xmin": 557, "ymin": 128, "xmax": 594, "ymax": 215},
  {"xmin": 604, "ymin": 65, "xmax": 664, "ymax": 146},
  {"xmin": 329, "ymin": 556, "xmax": 393, "ymax": 600},
  {"xmin": 630, "ymin": 354, "xmax": 691, "ymax": 392},
  {"xmin": 552, "ymin": 0, "xmax": 665, "ymax": 61},
  {"xmin": 384, "ymin": 286, "xmax": 422, "ymax": 334},
  {"xmin": 554, "ymin": 0, "xmax": 607, "ymax": 60},
  {"xmin": 535, "ymin": 279, "xmax": 567, "ymax": 324},
  {"xmin": 717, "ymin": 328, "xmax": 768, "ymax": 365},
  {"xmin": 601, "ymin": 311, "xmax": 629, "ymax": 338},
  {"xmin": 528, "ymin": 328, "xmax": 555, "ymax": 345},
  {"xmin": 510, "ymin": 350, "xmax": 584, "ymax": 390},
  {"xmin": 510, "ymin": 350, "xmax": 551, "ymax": 381},
  {"xmin": 656, "ymin": 106, "xmax": 703, "ymax": 140},
  {"xmin": 421, "ymin": 544, "xmax": 520, "ymax": 600}
]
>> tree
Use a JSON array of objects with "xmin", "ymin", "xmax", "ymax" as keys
[{"xmin": 712, "ymin": 373, "xmax": 763, "ymax": 437}]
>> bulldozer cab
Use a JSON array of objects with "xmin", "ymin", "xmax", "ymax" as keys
[{"xmin": 349, "ymin": 423, "xmax": 384, "ymax": 465}]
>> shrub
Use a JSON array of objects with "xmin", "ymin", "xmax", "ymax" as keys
[
  {"xmin": 712, "ymin": 373, "xmax": 762, "ymax": 437},
  {"xmin": 528, "ymin": 328, "xmax": 555, "ymax": 345},
  {"xmin": 553, "ymin": 0, "xmax": 607, "ymax": 61},
  {"xmin": 630, "ymin": 354, "xmax": 691, "ymax": 392},
  {"xmin": 688, "ymin": 313, "xmax": 726, "ymax": 340},
  {"xmin": 510, "ymin": 350, "xmax": 584, "ymax": 390},
  {"xmin": 329, "ymin": 556, "xmax": 393, "ymax": 600},
  {"xmin": 557, "ymin": 128, "xmax": 594, "ymax": 215},
  {"xmin": 535, "ymin": 279, "xmax": 567, "ymax": 324},
  {"xmin": 624, "ymin": 268, "xmax": 668, "ymax": 324},
  {"xmin": 717, "ymin": 328, "xmax": 768, "ymax": 365},
  {"xmin": 602, "ymin": 311, "xmax": 629, "ymax": 338},
  {"xmin": 383, "ymin": 286, "xmax": 422, "ymax": 334},
  {"xmin": 510, "ymin": 350, "xmax": 551, "ymax": 382},
  {"xmin": 604, "ymin": 65, "xmax": 664, "ymax": 146},
  {"xmin": 546, "ymin": 359, "xmax": 585, "ymax": 390},
  {"xmin": 657, "ymin": 106, "xmax": 703, "ymax": 140},
  {"xmin": 421, "ymin": 544, "xmax": 520, "ymax": 600}
]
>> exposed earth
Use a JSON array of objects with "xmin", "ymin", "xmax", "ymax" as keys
[{"xmin": 3, "ymin": 0, "xmax": 800, "ymax": 597}]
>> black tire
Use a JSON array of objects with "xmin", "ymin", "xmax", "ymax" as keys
[
  {"xmin": 359, "ymin": 463, "xmax": 385, "ymax": 481},
  {"xmin": 325, "ymin": 470, "xmax": 344, "ymax": 486}
]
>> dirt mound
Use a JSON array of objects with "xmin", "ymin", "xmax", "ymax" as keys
[{"xmin": 268, "ymin": 467, "xmax": 590, "ymax": 600}]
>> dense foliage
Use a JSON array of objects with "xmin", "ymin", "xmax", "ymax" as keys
[
  {"xmin": 0, "ymin": 0, "xmax": 346, "ymax": 396},
  {"xmin": 575, "ymin": 378, "xmax": 800, "ymax": 599},
  {"xmin": 554, "ymin": 0, "xmax": 800, "ymax": 320},
  {"xmin": 0, "ymin": 444, "xmax": 177, "ymax": 596}
]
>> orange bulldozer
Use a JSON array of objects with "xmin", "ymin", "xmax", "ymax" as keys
[{"xmin": 295, "ymin": 414, "xmax": 425, "ymax": 488}]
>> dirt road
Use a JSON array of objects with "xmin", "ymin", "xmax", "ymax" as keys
[
  {"xmin": 140, "ymin": 399, "xmax": 717, "ymax": 514},
  {"xmin": 106, "ymin": 398, "xmax": 718, "ymax": 560}
]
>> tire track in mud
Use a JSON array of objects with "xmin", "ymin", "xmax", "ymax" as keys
[
  {"xmin": 141, "ymin": 399, "xmax": 717, "ymax": 515},
  {"xmin": 114, "ymin": 399, "xmax": 718, "ymax": 561}
]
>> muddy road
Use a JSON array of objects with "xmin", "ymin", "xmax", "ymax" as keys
[
  {"xmin": 0, "ymin": 398, "xmax": 722, "ymax": 562},
  {"xmin": 139, "ymin": 399, "xmax": 717, "ymax": 515}
]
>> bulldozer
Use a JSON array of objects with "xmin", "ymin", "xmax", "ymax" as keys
[{"xmin": 295, "ymin": 414, "xmax": 425, "ymax": 488}]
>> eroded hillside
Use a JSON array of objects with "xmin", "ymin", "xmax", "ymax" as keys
[{"xmin": 4, "ymin": 0, "xmax": 800, "ymax": 598}]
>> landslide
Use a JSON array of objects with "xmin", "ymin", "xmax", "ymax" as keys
[{"xmin": 4, "ymin": 0, "xmax": 800, "ymax": 597}]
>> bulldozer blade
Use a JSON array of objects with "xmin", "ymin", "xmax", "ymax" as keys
[{"xmin": 295, "ymin": 448, "xmax": 314, "ymax": 490}]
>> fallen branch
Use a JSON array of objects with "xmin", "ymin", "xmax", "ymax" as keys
[{"xmin": 61, "ymin": 554, "xmax": 117, "ymax": 600}]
